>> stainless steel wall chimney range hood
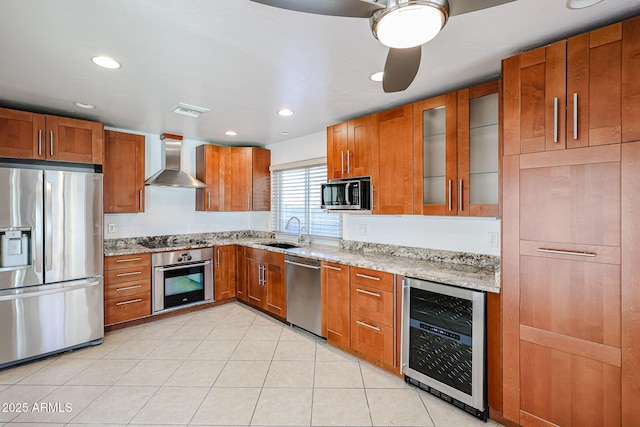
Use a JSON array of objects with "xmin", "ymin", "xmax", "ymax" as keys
[{"xmin": 144, "ymin": 133, "xmax": 208, "ymax": 189}]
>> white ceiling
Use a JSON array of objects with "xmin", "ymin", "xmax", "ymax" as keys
[{"xmin": 1, "ymin": 0, "xmax": 640, "ymax": 146}]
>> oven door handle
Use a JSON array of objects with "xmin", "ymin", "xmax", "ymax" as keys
[{"xmin": 154, "ymin": 260, "xmax": 211, "ymax": 272}]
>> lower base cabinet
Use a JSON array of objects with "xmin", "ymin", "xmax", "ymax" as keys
[
  {"xmin": 322, "ymin": 262, "xmax": 398, "ymax": 372},
  {"xmin": 243, "ymin": 247, "xmax": 286, "ymax": 318},
  {"xmin": 104, "ymin": 253, "xmax": 151, "ymax": 326},
  {"xmin": 214, "ymin": 245, "xmax": 237, "ymax": 300}
]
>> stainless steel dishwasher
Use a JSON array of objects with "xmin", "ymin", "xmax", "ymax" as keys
[{"xmin": 285, "ymin": 255, "xmax": 322, "ymax": 336}]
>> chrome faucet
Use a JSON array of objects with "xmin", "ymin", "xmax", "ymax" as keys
[{"xmin": 285, "ymin": 216, "xmax": 308, "ymax": 244}]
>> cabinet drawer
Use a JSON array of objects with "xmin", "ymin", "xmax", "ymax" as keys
[
  {"xmin": 351, "ymin": 315, "xmax": 394, "ymax": 367},
  {"xmin": 104, "ymin": 279, "xmax": 151, "ymax": 300},
  {"xmin": 350, "ymin": 267, "xmax": 393, "ymax": 292},
  {"xmin": 350, "ymin": 284, "xmax": 393, "ymax": 327},
  {"xmin": 105, "ymin": 253, "xmax": 150, "ymax": 271},
  {"xmin": 104, "ymin": 292, "xmax": 151, "ymax": 325},
  {"xmin": 105, "ymin": 265, "xmax": 151, "ymax": 285}
]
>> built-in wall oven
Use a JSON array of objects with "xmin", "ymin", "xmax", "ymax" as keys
[
  {"xmin": 402, "ymin": 277, "xmax": 487, "ymax": 421},
  {"xmin": 152, "ymin": 247, "xmax": 213, "ymax": 314}
]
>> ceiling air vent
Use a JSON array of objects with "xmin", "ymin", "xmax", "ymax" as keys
[{"xmin": 173, "ymin": 102, "xmax": 210, "ymax": 118}]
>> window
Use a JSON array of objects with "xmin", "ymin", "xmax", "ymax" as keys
[{"xmin": 271, "ymin": 164, "xmax": 342, "ymax": 238}]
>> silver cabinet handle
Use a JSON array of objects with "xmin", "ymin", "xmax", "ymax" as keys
[
  {"xmin": 322, "ymin": 265, "xmax": 342, "ymax": 271},
  {"xmin": 217, "ymin": 249, "xmax": 220, "ymax": 267},
  {"xmin": 356, "ymin": 320, "xmax": 380, "ymax": 331},
  {"xmin": 341, "ymin": 151, "xmax": 345, "ymax": 175},
  {"xmin": 115, "ymin": 257, "xmax": 142, "ymax": 263},
  {"xmin": 459, "ymin": 179, "xmax": 463, "ymax": 212},
  {"xmin": 116, "ymin": 285, "xmax": 143, "ymax": 292},
  {"xmin": 50, "ymin": 130, "xmax": 54, "ymax": 156},
  {"xmin": 356, "ymin": 288, "xmax": 381, "ymax": 297},
  {"xmin": 448, "ymin": 180, "xmax": 452, "ymax": 211},
  {"xmin": 553, "ymin": 97, "xmax": 559, "ymax": 143},
  {"xmin": 347, "ymin": 150, "xmax": 351, "ymax": 175},
  {"xmin": 38, "ymin": 129, "xmax": 42, "ymax": 156},
  {"xmin": 115, "ymin": 271, "xmax": 142, "ymax": 277},
  {"xmin": 573, "ymin": 93, "xmax": 578, "ymax": 140},
  {"xmin": 285, "ymin": 260, "xmax": 320, "ymax": 270},
  {"xmin": 208, "ymin": 192, "xmax": 211, "ymax": 210},
  {"xmin": 116, "ymin": 298, "xmax": 142, "ymax": 306},
  {"xmin": 262, "ymin": 265, "xmax": 267, "ymax": 285},
  {"xmin": 536, "ymin": 248, "xmax": 596, "ymax": 257},
  {"xmin": 139, "ymin": 189, "xmax": 143, "ymax": 211},
  {"xmin": 355, "ymin": 273, "xmax": 381, "ymax": 281}
]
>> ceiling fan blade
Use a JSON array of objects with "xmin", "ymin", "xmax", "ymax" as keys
[
  {"xmin": 382, "ymin": 47, "xmax": 421, "ymax": 93},
  {"xmin": 249, "ymin": 0, "xmax": 385, "ymax": 18},
  {"xmin": 448, "ymin": 0, "xmax": 515, "ymax": 16}
]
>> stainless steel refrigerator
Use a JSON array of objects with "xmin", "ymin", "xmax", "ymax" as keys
[{"xmin": 0, "ymin": 166, "xmax": 104, "ymax": 368}]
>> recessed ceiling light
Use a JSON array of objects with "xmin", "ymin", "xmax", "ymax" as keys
[
  {"xmin": 566, "ymin": 0, "xmax": 603, "ymax": 8},
  {"xmin": 280, "ymin": 131, "xmax": 291, "ymax": 136},
  {"xmin": 90, "ymin": 55, "xmax": 121, "ymax": 69},
  {"xmin": 173, "ymin": 102, "xmax": 210, "ymax": 118},
  {"xmin": 277, "ymin": 108, "xmax": 294, "ymax": 117},
  {"xmin": 370, "ymin": 71, "xmax": 384, "ymax": 82},
  {"xmin": 225, "ymin": 131, "xmax": 238, "ymax": 136},
  {"xmin": 73, "ymin": 101, "xmax": 96, "ymax": 109}
]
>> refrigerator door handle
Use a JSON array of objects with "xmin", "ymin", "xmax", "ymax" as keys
[
  {"xmin": 44, "ymin": 180, "xmax": 53, "ymax": 273},
  {"xmin": 0, "ymin": 279, "xmax": 101, "ymax": 302}
]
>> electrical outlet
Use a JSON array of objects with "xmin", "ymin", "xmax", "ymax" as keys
[
  {"xmin": 108, "ymin": 224, "xmax": 116, "ymax": 234},
  {"xmin": 487, "ymin": 232, "xmax": 499, "ymax": 248},
  {"xmin": 358, "ymin": 224, "xmax": 368, "ymax": 236}
]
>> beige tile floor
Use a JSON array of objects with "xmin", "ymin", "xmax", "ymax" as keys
[{"xmin": 0, "ymin": 302, "xmax": 505, "ymax": 427}]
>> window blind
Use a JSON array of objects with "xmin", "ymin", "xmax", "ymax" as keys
[{"xmin": 271, "ymin": 164, "xmax": 342, "ymax": 238}]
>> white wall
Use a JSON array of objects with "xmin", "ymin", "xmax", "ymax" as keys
[
  {"xmin": 266, "ymin": 131, "xmax": 501, "ymax": 256},
  {"xmin": 104, "ymin": 129, "xmax": 269, "ymax": 239}
]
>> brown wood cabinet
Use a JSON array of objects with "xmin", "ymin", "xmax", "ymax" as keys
[
  {"xmin": 104, "ymin": 130, "xmax": 145, "ymax": 213},
  {"xmin": 243, "ymin": 247, "xmax": 286, "ymax": 318},
  {"xmin": 226, "ymin": 147, "xmax": 271, "ymax": 211},
  {"xmin": 0, "ymin": 107, "xmax": 103, "ymax": 164},
  {"xmin": 327, "ymin": 116, "xmax": 371, "ymax": 180},
  {"xmin": 413, "ymin": 81, "xmax": 500, "ymax": 217},
  {"xmin": 371, "ymin": 105, "xmax": 414, "ymax": 214},
  {"xmin": 502, "ymin": 145, "xmax": 624, "ymax": 426},
  {"xmin": 104, "ymin": 253, "xmax": 151, "ymax": 326},
  {"xmin": 214, "ymin": 245, "xmax": 237, "ymax": 301},
  {"xmin": 196, "ymin": 145, "xmax": 270, "ymax": 212},
  {"xmin": 321, "ymin": 262, "xmax": 350, "ymax": 348},
  {"xmin": 503, "ymin": 20, "xmax": 640, "ymax": 155},
  {"xmin": 349, "ymin": 267, "xmax": 395, "ymax": 368},
  {"xmin": 195, "ymin": 144, "xmax": 225, "ymax": 211}
]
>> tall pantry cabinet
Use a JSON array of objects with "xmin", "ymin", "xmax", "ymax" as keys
[{"xmin": 499, "ymin": 16, "xmax": 640, "ymax": 427}]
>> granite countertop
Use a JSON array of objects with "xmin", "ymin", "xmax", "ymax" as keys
[{"xmin": 104, "ymin": 232, "xmax": 500, "ymax": 293}]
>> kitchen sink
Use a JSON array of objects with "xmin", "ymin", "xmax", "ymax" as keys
[{"xmin": 261, "ymin": 242, "xmax": 299, "ymax": 249}]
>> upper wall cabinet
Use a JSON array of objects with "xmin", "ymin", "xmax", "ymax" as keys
[
  {"xmin": 503, "ymin": 19, "xmax": 640, "ymax": 154},
  {"xmin": 104, "ymin": 130, "xmax": 145, "ymax": 213},
  {"xmin": 196, "ymin": 144, "xmax": 225, "ymax": 212},
  {"xmin": 196, "ymin": 145, "xmax": 270, "ymax": 212},
  {"xmin": 413, "ymin": 81, "xmax": 500, "ymax": 217},
  {"xmin": 327, "ymin": 116, "xmax": 371, "ymax": 180},
  {"xmin": 0, "ymin": 107, "xmax": 103, "ymax": 164},
  {"xmin": 371, "ymin": 105, "xmax": 414, "ymax": 215}
]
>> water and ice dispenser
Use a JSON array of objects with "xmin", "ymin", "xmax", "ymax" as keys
[{"xmin": 0, "ymin": 228, "xmax": 30, "ymax": 268}]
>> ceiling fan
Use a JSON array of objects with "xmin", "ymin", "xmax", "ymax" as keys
[{"xmin": 250, "ymin": 0, "xmax": 515, "ymax": 92}]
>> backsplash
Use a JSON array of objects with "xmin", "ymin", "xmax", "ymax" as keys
[{"xmin": 104, "ymin": 230, "xmax": 274, "ymax": 250}]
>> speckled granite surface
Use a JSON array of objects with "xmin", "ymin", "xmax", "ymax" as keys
[{"xmin": 104, "ymin": 232, "xmax": 500, "ymax": 293}]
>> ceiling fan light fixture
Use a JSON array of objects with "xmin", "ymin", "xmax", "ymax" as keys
[
  {"xmin": 372, "ymin": 0, "xmax": 448, "ymax": 49},
  {"xmin": 566, "ymin": 0, "xmax": 604, "ymax": 9}
]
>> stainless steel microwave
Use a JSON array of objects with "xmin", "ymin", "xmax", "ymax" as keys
[{"xmin": 321, "ymin": 177, "xmax": 372, "ymax": 211}]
